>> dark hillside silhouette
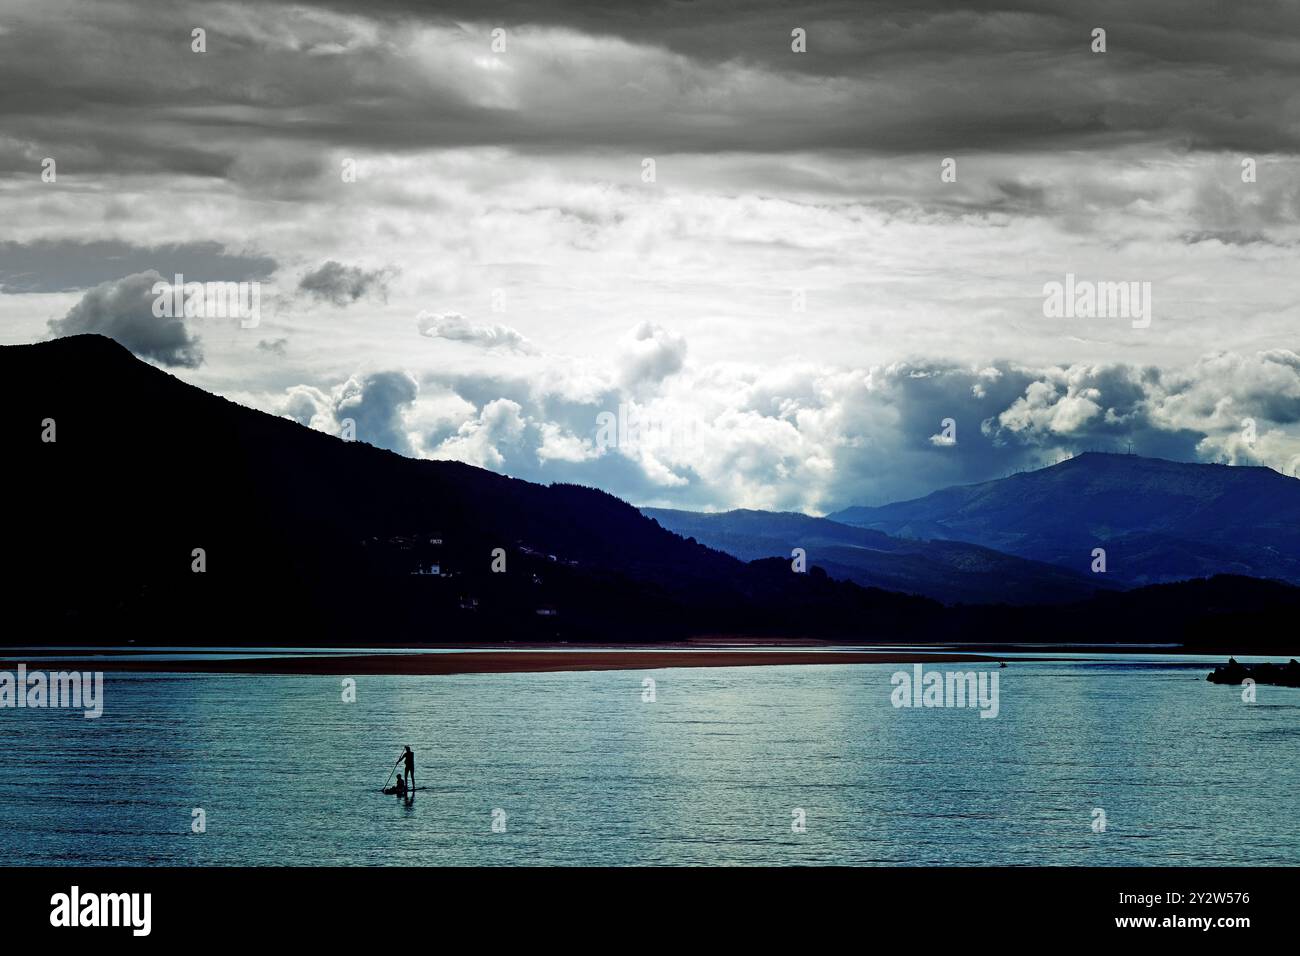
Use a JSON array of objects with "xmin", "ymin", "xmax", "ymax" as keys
[
  {"xmin": 1, "ymin": 335, "xmax": 939, "ymax": 643},
  {"xmin": 4, "ymin": 335, "xmax": 1297, "ymax": 651}
]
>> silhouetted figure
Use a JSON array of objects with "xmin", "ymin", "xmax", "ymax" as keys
[
  {"xmin": 401, "ymin": 745, "xmax": 415, "ymax": 792},
  {"xmin": 384, "ymin": 776, "xmax": 407, "ymax": 797}
]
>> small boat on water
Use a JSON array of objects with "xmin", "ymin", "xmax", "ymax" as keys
[{"xmin": 1207, "ymin": 658, "xmax": 1300, "ymax": 688}]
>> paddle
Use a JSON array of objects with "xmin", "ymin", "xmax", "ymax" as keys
[{"xmin": 380, "ymin": 753, "xmax": 403, "ymax": 792}]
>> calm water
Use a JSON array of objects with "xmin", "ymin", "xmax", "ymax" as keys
[{"xmin": 1, "ymin": 657, "xmax": 1297, "ymax": 865}]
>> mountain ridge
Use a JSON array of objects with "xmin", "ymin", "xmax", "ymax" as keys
[
  {"xmin": 4, "ymin": 334, "xmax": 1298, "ymax": 651},
  {"xmin": 1, "ymin": 335, "xmax": 941, "ymax": 643},
  {"xmin": 828, "ymin": 452, "xmax": 1300, "ymax": 586},
  {"xmin": 642, "ymin": 506, "xmax": 1114, "ymax": 605}
]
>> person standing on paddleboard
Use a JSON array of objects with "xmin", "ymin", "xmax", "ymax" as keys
[{"xmin": 401, "ymin": 745, "xmax": 415, "ymax": 792}]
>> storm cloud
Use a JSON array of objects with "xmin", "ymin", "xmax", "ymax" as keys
[
  {"xmin": 0, "ymin": 240, "xmax": 275, "ymax": 295},
  {"xmin": 3, "ymin": 0, "xmax": 1298, "ymax": 171},
  {"xmin": 47, "ymin": 271, "xmax": 204, "ymax": 368},
  {"xmin": 5, "ymin": 0, "xmax": 1298, "ymax": 512},
  {"xmin": 298, "ymin": 261, "xmax": 393, "ymax": 306}
]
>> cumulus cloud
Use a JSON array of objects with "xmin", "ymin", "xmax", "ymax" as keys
[
  {"xmin": 335, "ymin": 371, "xmax": 419, "ymax": 454},
  {"xmin": 274, "ymin": 368, "xmax": 532, "ymax": 470},
  {"xmin": 1152, "ymin": 351, "xmax": 1300, "ymax": 468},
  {"xmin": 536, "ymin": 422, "xmax": 598, "ymax": 463},
  {"xmin": 278, "ymin": 371, "xmax": 419, "ymax": 455},
  {"xmin": 298, "ymin": 261, "xmax": 393, "ymax": 306},
  {"xmin": 428, "ymin": 398, "xmax": 527, "ymax": 469},
  {"xmin": 47, "ymin": 271, "xmax": 203, "ymax": 368},
  {"xmin": 282, "ymin": 384, "xmax": 337, "ymax": 431},
  {"xmin": 971, "ymin": 354, "xmax": 1300, "ymax": 480},
  {"xmin": 415, "ymin": 311, "xmax": 535, "ymax": 352},
  {"xmin": 616, "ymin": 322, "xmax": 687, "ymax": 392},
  {"xmin": 263, "ymin": 341, "xmax": 1300, "ymax": 512},
  {"xmin": 996, "ymin": 378, "xmax": 1102, "ymax": 437}
]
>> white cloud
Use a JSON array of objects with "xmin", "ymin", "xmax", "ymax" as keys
[
  {"xmin": 536, "ymin": 422, "xmax": 598, "ymax": 463},
  {"xmin": 616, "ymin": 321, "xmax": 687, "ymax": 392},
  {"xmin": 415, "ymin": 311, "xmax": 535, "ymax": 353},
  {"xmin": 427, "ymin": 398, "xmax": 526, "ymax": 469},
  {"xmin": 258, "ymin": 328, "xmax": 1300, "ymax": 512}
]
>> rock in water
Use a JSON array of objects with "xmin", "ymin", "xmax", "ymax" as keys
[{"xmin": 1207, "ymin": 657, "xmax": 1300, "ymax": 687}]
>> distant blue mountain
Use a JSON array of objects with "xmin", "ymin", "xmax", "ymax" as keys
[
  {"xmin": 829, "ymin": 453, "xmax": 1300, "ymax": 586},
  {"xmin": 641, "ymin": 507, "xmax": 1113, "ymax": 605}
]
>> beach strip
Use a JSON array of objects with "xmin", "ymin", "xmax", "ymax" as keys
[{"xmin": 0, "ymin": 650, "xmax": 999, "ymax": 677}]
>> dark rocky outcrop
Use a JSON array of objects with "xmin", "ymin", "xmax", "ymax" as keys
[{"xmin": 1207, "ymin": 658, "xmax": 1300, "ymax": 687}]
